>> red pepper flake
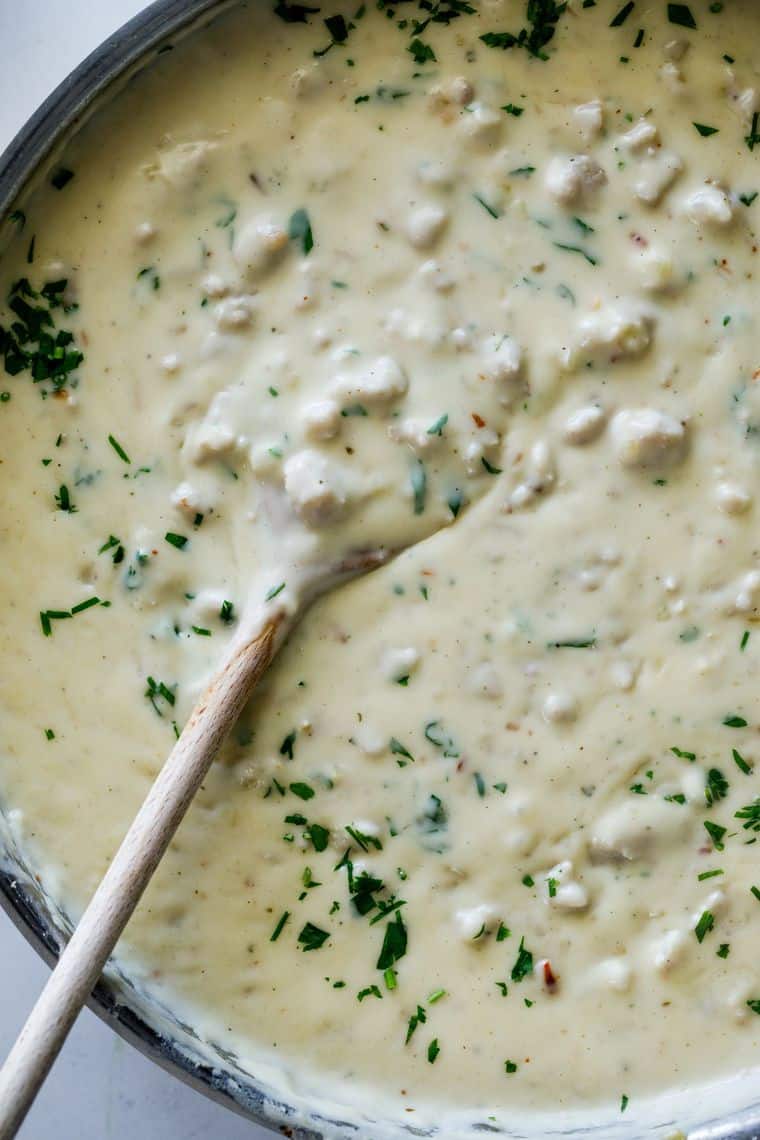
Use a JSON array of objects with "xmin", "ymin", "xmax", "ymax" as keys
[
  {"xmin": 543, "ymin": 960, "xmax": 559, "ymax": 991},
  {"xmin": 472, "ymin": 412, "xmax": 486, "ymax": 428},
  {"xmin": 629, "ymin": 231, "xmax": 648, "ymax": 247}
]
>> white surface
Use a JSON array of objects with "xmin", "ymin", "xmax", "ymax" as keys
[{"xmin": 0, "ymin": 3, "xmax": 266, "ymax": 1137}]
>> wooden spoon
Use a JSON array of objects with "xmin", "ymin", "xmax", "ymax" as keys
[{"xmin": 0, "ymin": 546, "xmax": 390, "ymax": 1138}]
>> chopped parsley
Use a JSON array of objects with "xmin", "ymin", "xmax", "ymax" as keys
[
  {"xmin": 733, "ymin": 749, "xmax": 753, "ymax": 776},
  {"xmin": 390, "ymin": 737, "xmax": 415, "ymax": 764},
  {"xmin": 54, "ymin": 484, "xmax": 76, "ymax": 513},
  {"xmin": 473, "ymin": 193, "xmax": 502, "ymax": 219},
  {"xmin": 694, "ymin": 909, "xmax": 715, "ymax": 943},
  {"xmin": 479, "ymin": 0, "xmax": 567, "ymax": 61},
  {"xmin": 427, "ymin": 1038, "xmax": 440, "ymax": 1064},
  {"xmin": 145, "ymin": 675, "xmax": 176, "ymax": 716},
  {"xmin": 274, "ymin": 2, "xmax": 319, "ymax": 23},
  {"xmin": 723, "ymin": 714, "xmax": 747, "ymax": 728},
  {"xmin": 705, "ymin": 768, "xmax": 729, "ymax": 807},
  {"xmin": 165, "ymin": 532, "xmax": 188, "ymax": 550},
  {"xmin": 0, "ymin": 278, "xmax": 82, "ymax": 394},
  {"xmin": 50, "ymin": 167, "xmax": 75, "ymax": 190},
  {"xmin": 280, "ymin": 730, "xmax": 297, "ymax": 759},
  {"xmin": 610, "ymin": 2, "xmax": 634, "ymax": 27},
  {"xmin": 510, "ymin": 935, "xmax": 534, "ymax": 982},
  {"xmin": 99, "ymin": 535, "xmax": 125, "ymax": 564},
  {"xmin": 411, "ymin": 460, "xmax": 427, "ymax": 514},
  {"xmin": 408, "ymin": 37, "xmax": 436, "ymax": 64},
  {"xmin": 746, "ymin": 113, "xmax": 760, "ymax": 152},
  {"xmin": 735, "ymin": 799, "xmax": 760, "ymax": 832},
  {"xmin": 290, "ymin": 781, "xmax": 315, "ymax": 801},
  {"xmin": 270, "ymin": 911, "xmax": 290, "ymax": 941},
  {"xmin": 377, "ymin": 911, "xmax": 407, "ymax": 970},
  {"xmin": 108, "ymin": 434, "xmax": 131, "ymax": 464},
  {"xmin": 288, "ymin": 208, "xmax": 314, "ymax": 255},
  {"xmin": 427, "ymin": 413, "xmax": 448, "ymax": 436},
  {"xmin": 693, "ymin": 122, "xmax": 719, "ymax": 137},
  {"xmin": 406, "ymin": 1004, "xmax": 427, "ymax": 1043},
  {"xmin": 704, "ymin": 820, "xmax": 726, "ymax": 850},
  {"xmin": 298, "ymin": 922, "xmax": 330, "ymax": 951},
  {"xmin": 667, "ymin": 3, "xmax": 696, "ymax": 27}
]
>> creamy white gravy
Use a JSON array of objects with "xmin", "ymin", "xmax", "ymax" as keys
[{"xmin": 2, "ymin": 0, "xmax": 760, "ymax": 1133}]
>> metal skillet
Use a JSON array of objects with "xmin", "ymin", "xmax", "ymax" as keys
[{"xmin": 0, "ymin": 2, "xmax": 759, "ymax": 1137}]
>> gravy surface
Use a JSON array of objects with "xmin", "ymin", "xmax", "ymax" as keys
[{"xmin": 2, "ymin": 0, "xmax": 760, "ymax": 1132}]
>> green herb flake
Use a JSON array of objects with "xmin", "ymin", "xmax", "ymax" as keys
[
  {"xmin": 504, "ymin": 1060, "xmax": 518, "ymax": 1074},
  {"xmin": 510, "ymin": 935, "xmax": 534, "ymax": 982},
  {"xmin": 481, "ymin": 456, "xmax": 502, "ymax": 475},
  {"xmin": 479, "ymin": 1, "xmax": 568, "ymax": 60},
  {"xmin": 705, "ymin": 768, "xmax": 729, "ymax": 807},
  {"xmin": 270, "ymin": 911, "xmax": 290, "ymax": 941},
  {"xmin": 107, "ymin": 434, "xmax": 131, "ymax": 464},
  {"xmin": 411, "ymin": 460, "xmax": 427, "ymax": 515},
  {"xmin": 298, "ymin": 922, "xmax": 330, "ymax": 951},
  {"xmin": 427, "ymin": 1038, "xmax": 440, "ymax": 1064},
  {"xmin": 307, "ymin": 822, "xmax": 330, "ymax": 851},
  {"xmin": 290, "ymin": 782, "xmax": 315, "ymax": 801},
  {"xmin": 735, "ymin": 799, "xmax": 760, "ymax": 832},
  {"xmin": 288, "ymin": 208, "xmax": 314, "ymax": 255},
  {"xmin": 723, "ymin": 714, "xmax": 747, "ymax": 728},
  {"xmin": 704, "ymin": 820, "xmax": 726, "ymax": 850},
  {"xmin": 266, "ymin": 582, "xmax": 286, "ymax": 601},
  {"xmin": 667, "ymin": 3, "xmax": 696, "ymax": 28},
  {"xmin": 695, "ymin": 910, "xmax": 715, "ymax": 943},
  {"xmin": 377, "ymin": 911, "xmax": 407, "ymax": 970},
  {"xmin": 145, "ymin": 675, "xmax": 176, "ymax": 716},
  {"xmin": 620, "ymin": 1094, "xmax": 629, "ymax": 1113},
  {"xmin": 390, "ymin": 737, "xmax": 415, "ymax": 764},
  {"xmin": 274, "ymin": 0, "xmax": 319, "ymax": 19},
  {"xmin": 610, "ymin": 1, "xmax": 634, "ymax": 26},
  {"xmin": 357, "ymin": 984, "xmax": 383, "ymax": 1001},
  {"xmin": 54, "ymin": 484, "xmax": 76, "ymax": 513},
  {"xmin": 280, "ymin": 730, "xmax": 297, "ymax": 759},
  {"xmin": 165, "ymin": 532, "xmax": 188, "ymax": 551},
  {"xmin": 50, "ymin": 167, "xmax": 75, "ymax": 190},
  {"xmin": 473, "ymin": 193, "xmax": 502, "ymax": 219},
  {"xmin": 733, "ymin": 748, "xmax": 753, "ymax": 776},
  {"xmin": 427, "ymin": 413, "xmax": 448, "ymax": 436},
  {"xmin": 406, "ymin": 1005, "xmax": 427, "ymax": 1044},
  {"xmin": 408, "ymin": 38, "xmax": 436, "ymax": 64},
  {"xmin": 693, "ymin": 122, "xmax": 719, "ymax": 137}
]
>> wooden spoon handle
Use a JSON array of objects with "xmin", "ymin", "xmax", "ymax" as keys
[{"xmin": 0, "ymin": 613, "xmax": 286, "ymax": 1139}]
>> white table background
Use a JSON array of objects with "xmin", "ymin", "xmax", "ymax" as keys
[{"xmin": 0, "ymin": 4, "xmax": 267, "ymax": 1137}]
